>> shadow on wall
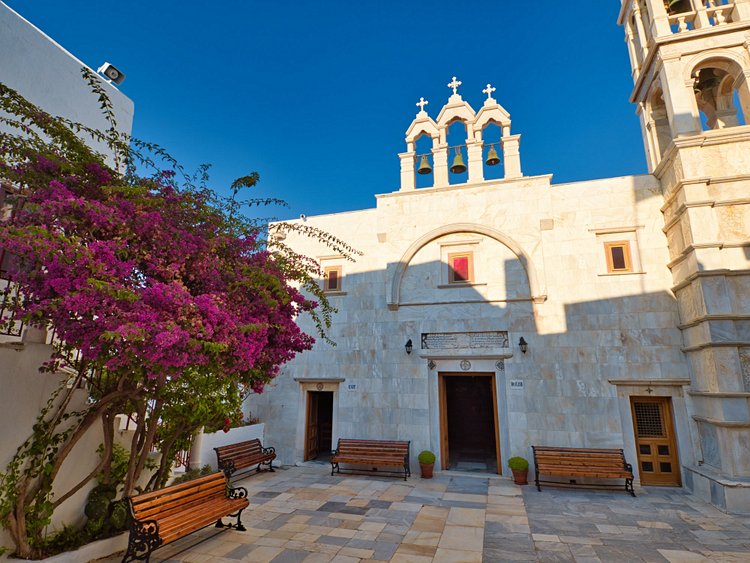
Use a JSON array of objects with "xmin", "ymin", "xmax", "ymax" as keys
[{"xmin": 248, "ymin": 246, "xmax": 689, "ymax": 468}]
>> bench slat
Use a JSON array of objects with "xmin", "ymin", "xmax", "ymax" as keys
[
  {"xmin": 214, "ymin": 438, "xmax": 276, "ymax": 478},
  {"xmin": 532, "ymin": 445, "xmax": 635, "ymax": 497},
  {"xmin": 131, "ymin": 473, "xmax": 225, "ymax": 506},
  {"xmin": 133, "ymin": 480, "xmax": 227, "ymax": 519},
  {"xmin": 158, "ymin": 499, "xmax": 247, "ymax": 543},
  {"xmin": 123, "ymin": 472, "xmax": 249, "ymax": 562},
  {"xmin": 331, "ymin": 438, "xmax": 411, "ymax": 481}
]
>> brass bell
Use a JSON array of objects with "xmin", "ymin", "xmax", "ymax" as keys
[
  {"xmin": 485, "ymin": 145, "xmax": 500, "ymax": 166},
  {"xmin": 449, "ymin": 149, "xmax": 467, "ymax": 174},
  {"xmin": 666, "ymin": 0, "xmax": 691, "ymax": 14},
  {"xmin": 417, "ymin": 154, "xmax": 432, "ymax": 175}
]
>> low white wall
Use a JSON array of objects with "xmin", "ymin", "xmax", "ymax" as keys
[
  {"xmin": 196, "ymin": 423, "xmax": 265, "ymax": 472},
  {"xmin": 0, "ymin": 342, "xmax": 104, "ymax": 559}
]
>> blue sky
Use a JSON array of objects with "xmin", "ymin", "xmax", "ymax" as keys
[{"xmin": 8, "ymin": 1, "xmax": 646, "ymax": 220}]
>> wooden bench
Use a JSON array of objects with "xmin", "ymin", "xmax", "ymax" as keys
[
  {"xmin": 331, "ymin": 439, "xmax": 411, "ymax": 481},
  {"xmin": 532, "ymin": 446, "xmax": 635, "ymax": 496},
  {"xmin": 121, "ymin": 472, "xmax": 248, "ymax": 562},
  {"xmin": 214, "ymin": 438, "xmax": 276, "ymax": 479}
]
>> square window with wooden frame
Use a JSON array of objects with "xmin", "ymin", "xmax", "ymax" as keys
[
  {"xmin": 604, "ymin": 241, "xmax": 633, "ymax": 273},
  {"xmin": 323, "ymin": 265, "xmax": 342, "ymax": 292},
  {"xmin": 448, "ymin": 252, "xmax": 474, "ymax": 284}
]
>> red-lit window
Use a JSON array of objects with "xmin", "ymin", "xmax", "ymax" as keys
[
  {"xmin": 448, "ymin": 252, "xmax": 473, "ymax": 284},
  {"xmin": 323, "ymin": 266, "xmax": 342, "ymax": 291}
]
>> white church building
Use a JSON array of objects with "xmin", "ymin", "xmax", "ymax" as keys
[{"xmin": 249, "ymin": 0, "xmax": 750, "ymax": 515}]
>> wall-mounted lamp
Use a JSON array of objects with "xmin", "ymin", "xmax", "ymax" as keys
[
  {"xmin": 518, "ymin": 337, "xmax": 528, "ymax": 354},
  {"xmin": 405, "ymin": 339, "xmax": 413, "ymax": 355}
]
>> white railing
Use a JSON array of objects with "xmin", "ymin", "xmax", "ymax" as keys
[
  {"xmin": 704, "ymin": 0, "xmax": 735, "ymax": 24},
  {"xmin": 668, "ymin": 1, "xmax": 737, "ymax": 33}
]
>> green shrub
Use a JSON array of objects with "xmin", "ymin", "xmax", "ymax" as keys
[
  {"xmin": 508, "ymin": 456, "xmax": 529, "ymax": 471},
  {"xmin": 418, "ymin": 450, "xmax": 436, "ymax": 464},
  {"xmin": 170, "ymin": 464, "xmax": 215, "ymax": 485}
]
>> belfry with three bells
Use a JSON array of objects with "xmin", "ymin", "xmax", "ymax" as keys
[{"xmin": 399, "ymin": 77, "xmax": 522, "ymax": 191}]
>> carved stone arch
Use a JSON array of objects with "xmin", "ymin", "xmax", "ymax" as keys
[
  {"xmin": 406, "ymin": 116, "xmax": 440, "ymax": 145},
  {"xmin": 684, "ymin": 51, "xmax": 750, "ymax": 129},
  {"xmin": 682, "ymin": 50, "xmax": 749, "ymax": 83},
  {"xmin": 645, "ymin": 80, "xmax": 671, "ymax": 160},
  {"xmin": 473, "ymin": 105, "xmax": 511, "ymax": 134},
  {"xmin": 387, "ymin": 223, "xmax": 547, "ymax": 310},
  {"xmin": 645, "ymin": 79, "xmax": 664, "ymax": 108},
  {"xmin": 436, "ymin": 101, "xmax": 476, "ymax": 128}
]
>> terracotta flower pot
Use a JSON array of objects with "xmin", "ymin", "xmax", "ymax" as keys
[
  {"xmin": 420, "ymin": 462, "xmax": 434, "ymax": 479},
  {"xmin": 511, "ymin": 468, "xmax": 528, "ymax": 485}
]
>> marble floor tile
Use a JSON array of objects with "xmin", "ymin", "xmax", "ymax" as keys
[{"xmin": 92, "ymin": 466, "xmax": 750, "ymax": 563}]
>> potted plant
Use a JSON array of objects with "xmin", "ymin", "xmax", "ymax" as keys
[
  {"xmin": 418, "ymin": 450, "xmax": 436, "ymax": 479},
  {"xmin": 508, "ymin": 456, "xmax": 529, "ymax": 485}
]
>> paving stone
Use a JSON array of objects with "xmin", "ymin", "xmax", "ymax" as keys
[
  {"xmin": 255, "ymin": 491, "xmax": 284, "ymax": 499},
  {"xmin": 223, "ymin": 543, "xmax": 257, "ymax": 559},
  {"xmin": 371, "ymin": 542, "xmax": 399, "ymax": 560},
  {"xmin": 367, "ymin": 499, "xmax": 392, "ymax": 509},
  {"xmin": 110, "ymin": 466, "xmax": 750, "ymax": 563},
  {"xmin": 482, "ymin": 547, "xmax": 538, "ymax": 561},
  {"xmin": 317, "ymin": 535, "xmax": 349, "ymax": 546},
  {"xmin": 269, "ymin": 549, "xmax": 313, "ymax": 563}
]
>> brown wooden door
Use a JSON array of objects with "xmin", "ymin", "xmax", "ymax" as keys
[
  {"xmin": 439, "ymin": 376, "xmax": 450, "ymax": 469},
  {"xmin": 631, "ymin": 396, "xmax": 681, "ymax": 486},
  {"xmin": 438, "ymin": 372, "xmax": 501, "ymax": 474},
  {"xmin": 305, "ymin": 392, "xmax": 319, "ymax": 461}
]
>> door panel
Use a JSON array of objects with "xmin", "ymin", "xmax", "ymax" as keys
[
  {"xmin": 631, "ymin": 397, "xmax": 681, "ymax": 486},
  {"xmin": 305, "ymin": 392, "xmax": 319, "ymax": 461}
]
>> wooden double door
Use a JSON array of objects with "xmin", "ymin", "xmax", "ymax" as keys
[{"xmin": 631, "ymin": 396, "xmax": 681, "ymax": 486}]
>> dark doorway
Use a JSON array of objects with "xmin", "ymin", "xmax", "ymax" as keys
[
  {"xmin": 440, "ymin": 374, "xmax": 499, "ymax": 473},
  {"xmin": 305, "ymin": 391, "xmax": 333, "ymax": 461}
]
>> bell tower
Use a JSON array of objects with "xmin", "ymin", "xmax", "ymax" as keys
[{"xmin": 619, "ymin": 0, "xmax": 750, "ymax": 511}]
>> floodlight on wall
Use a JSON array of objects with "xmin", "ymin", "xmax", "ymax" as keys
[
  {"xmin": 405, "ymin": 339, "xmax": 413, "ymax": 355},
  {"xmin": 518, "ymin": 337, "xmax": 528, "ymax": 354},
  {"xmin": 97, "ymin": 62, "xmax": 126, "ymax": 85}
]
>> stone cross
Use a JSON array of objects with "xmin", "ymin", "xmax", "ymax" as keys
[
  {"xmin": 483, "ymin": 83, "xmax": 496, "ymax": 100},
  {"xmin": 416, "ymin": 97, "xmax": 429, "ymax": 112},
  {"xmin": 447, "ymin": 76, "xmax": 462, "ymax": 95}
]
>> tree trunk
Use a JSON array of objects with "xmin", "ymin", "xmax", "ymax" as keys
[
  {"xmin": 52, "ymin": 412, "xmax": 115, "ymax": 509},
  {"xmin": 122, "ymin": 400, "xmax": 148, "ymax": 496},
  {"xmin": 146, "ymin": 423, "xmax": 187, "ymax": 491},
  {"xmin": 128, "ymin": 399, "xmax": 163, "ymax": 495}
]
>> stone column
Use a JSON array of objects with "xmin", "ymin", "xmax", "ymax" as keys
[
  {"xmin": 732, "ymin": 0, "xmax": 750, "ymax": 19},
  {"xmin": 642, "ymin": 0, "xmax": 673, "ymax": 38},
  {"xmin": 659, "ymin": 60, "xmax": 702, "ymax": 136},
  {"xmin": 432, "ymin": 144, "xmax": 449, "ymax": 188},
  {"xmin": 691, "ymin": 0, "xmax": 713, "ymax": 29},
  {"xmin": 399, "ymin": 151, "xmax": 415, "ymax": 191},
  {"xmin": 631, "ymin": 7, "xmax": 650, "ymax": 61},
  {"xmin": 466, "ymin": 140, "xmax": 484, "ymax": 183},
  {"xmin": 501, "ymin": 135, "xmax": 522, "ymax": 179},
  {"xmin": 188, "ymin": 427, "xmax": 204, "ymax": 470}
]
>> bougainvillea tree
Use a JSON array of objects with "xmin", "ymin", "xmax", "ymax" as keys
[{"xmin": 0, "ymin": 70, "xmax": 357, "ymax": 558}]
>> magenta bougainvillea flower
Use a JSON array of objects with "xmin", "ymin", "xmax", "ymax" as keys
[{"xmin": 1, "ymin": 155, "xmax": 315, "ymax": 391}]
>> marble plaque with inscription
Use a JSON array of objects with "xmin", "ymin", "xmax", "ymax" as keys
[{"xmin": 420, "ymin": 331, "xmax": 509, "ymax": 349}]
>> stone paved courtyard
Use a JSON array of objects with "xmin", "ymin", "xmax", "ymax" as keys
[{"xmin": 100, "ymin": 464, "xmax": 750, "ymax": 562}]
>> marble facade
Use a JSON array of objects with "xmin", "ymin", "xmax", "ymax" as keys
[{"xmin": 249, "ymin": 0, "xmax": 750, "ymax": 514}]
